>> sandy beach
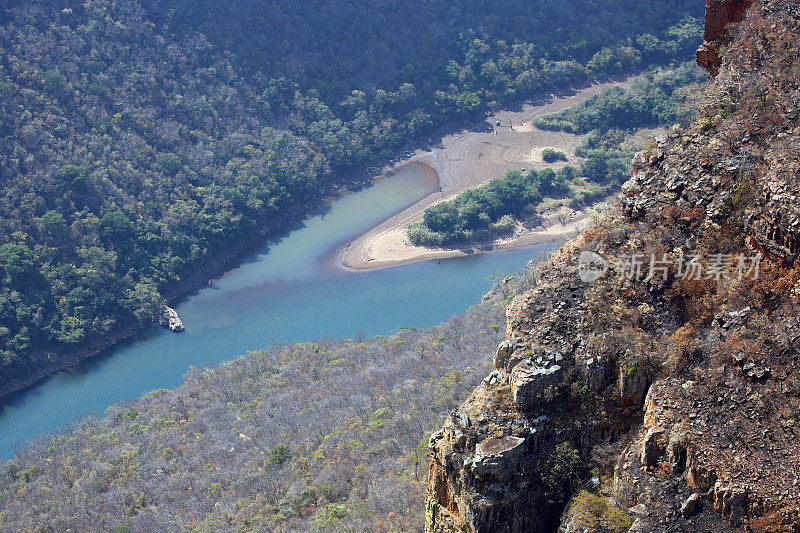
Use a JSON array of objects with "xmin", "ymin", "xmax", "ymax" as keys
[{"xmin": 337, "ymin": 76, "xmax": 638, "ymax": 270}]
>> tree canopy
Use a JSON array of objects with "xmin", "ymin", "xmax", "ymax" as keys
[{"xmin": 0, "ymin": 0, "xmax": 703, "ymax": 383}]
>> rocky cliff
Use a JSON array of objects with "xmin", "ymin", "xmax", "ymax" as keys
[
  {"xmin": 425, "ymin": 1, "xmax": 800, "ymax": 531},
  {"xmin": 696, "ymin": 0, "xmax": 755, "ymax": 76}
]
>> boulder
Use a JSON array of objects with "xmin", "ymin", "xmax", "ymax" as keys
[
  {"xmin": 620, "ymin": 363, "xmax": 648, "ymax": 410},
  {"xmin": 713, "ymin": 483, "xmax": 748, "ymax": 527},
  {"xmin": 510, "ymin": 359, "xmax": 562, "ymax": 408},
  {"xmin": 640, "ymin": 426, "xmax": 666, "ymax": 468},
  {"xmin": 582, "ymin": 355, "xmax": 605, "ymax": 393},
  {"xmin": 470, "ymin": 435, "xmax": 526, "ymax": 481},
  {"xmin": 681, "ymin": 492, "xmax": 702, "ymax": 518},
  {"xmin": 494, "ymin": 338, "xmax": 524, "ymax": 371},
  {"xmin": 159, "ymin": 305, "xmax": 185, "ymax": 332}
]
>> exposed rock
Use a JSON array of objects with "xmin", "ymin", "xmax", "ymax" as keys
[
  {"xmin": 640, "ymin": 426, "xmax": 666, "ymax": 469},
  {"xmin": 494, "ymin": 338, "xmax": 524, "ymax": 371},
  {"xmin": 628, "ymin": 504, "xmax": 649, "ymax": 519},
  {"xmin": 687, "ymin": 464, "xmax": 717, "ymax": 493},
  {"xmin": 159, "ymin": 305, "xmax": 184, "ymax": 332},
  {"xmin": 580, "ymin": 355, "xmax": 605, "ymax": 394},
  {"xmin": 681, "ymin": 492, "xmax": 702, "ymax": 518},
  {"xmin": 511, "ymin": 359, "xmax": 562, "ymax": 407},
  {"xmin": 627, "ymin": 518, "xmax": 655, "ymax": 532},
  {"xmin": 471, "ymin": 436, "xmax": 526, "ymax": 481},
  {"xmin": 427, "ymin": 2, "xmax": 800, "ymax": 531},
  {"xmin": 696, "ymin": 0, "xmax": 754, "ymax": 76},
  {"xmin": 713, "ymin": 483, "xmax": 748, "ymax": 527},
  {"xmin": 619, "ymin": 363, "xmax": 648, "ymax": 412},
  {"xmin": 665, "ymin": 432, "xmax": 688, "ymax": 475}
]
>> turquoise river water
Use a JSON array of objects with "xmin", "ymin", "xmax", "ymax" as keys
[{"xmin": 0, "ymin": 165, "xmax": 560, "ymax": 459}]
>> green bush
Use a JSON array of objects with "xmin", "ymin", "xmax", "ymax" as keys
[
  {"xmin": 43, "ymin": 70, "xmax": 66, "ymax": 92},
  {"xmin": 267, "ymin": 444, "xmax": 292, "ymax": 466},
  {"xmin": 542, "ymin": 443, "xmax": 588, "ymax": 505},
  {"xmin": 542, "ymin": 148, "xmax": 568, "ymax": 163},
  {"xmin": 88, "ymin": 82, "xmax": 108, "ymax": 97},
  {"xmin": 408, "ymin": 169, "xmax": 556, "ymax": 247},
  {"xmin": 100, "ymin": 210, "xmax": 135, "ymax": 242},
  {"xmin": 567, "ymin": 491, "xmax": 633, "ymax": 533},
  {"xmin": 534, "ymin": 61, "xmax": 705, "ymax": 134},
  {"xmin": 40, "ymin": 211, "xmax": 69, "ymax": 242},
  {"xmin": 156, "ymin": 152, "xmax": 182, "ymax": 176}
]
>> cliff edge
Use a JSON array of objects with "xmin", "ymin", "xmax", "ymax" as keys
[{"xmin": 426, "ymin": 0, "xmax": 800, "ymax": 531}]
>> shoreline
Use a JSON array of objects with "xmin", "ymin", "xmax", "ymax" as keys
[
  {"xmin": 0, "ymin": 74, "xmax": 636, "ymax": 403},
  {"xmin": 336, "ymin": 191, "xmax": 589, "ymax": 272},
  {"xmin": 336, "ymin": 75, "xmax": 639, "ymax": 271},
  {"xmin": 0, "ymin": 200, "xmax": 319, "ymax": 402}
]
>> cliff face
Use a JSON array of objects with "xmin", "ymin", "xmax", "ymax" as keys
[
  {"xmin": 426, "ymin": 1, "xmax": 800, "ymax": 531},
  {"xmin": 697, "ymin": 0, "xmax": 754, "ymax": 76}
]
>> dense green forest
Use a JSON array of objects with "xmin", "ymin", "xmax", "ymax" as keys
[
  {"xmin": 0, "ymin": 267, "xmax": 536, "ymax": 531},
  {"xmin": 408, "ymin": 167, "xmax": 572, "ymax": 247},
  {"xmin": 409, "ymin": 62, "xmax": 707, "ymax": 248},
  {"xmin": 533, "ymin": 61, "xmax": 707, "ymax": 134},
  {"xmin": 0, "ymin": 0, "xmax": 703, "ymax": 384}
]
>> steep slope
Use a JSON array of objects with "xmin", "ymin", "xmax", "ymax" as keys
[{"xmin": 425, "ymin": 0, "xmax": 800, "ymax": 531}]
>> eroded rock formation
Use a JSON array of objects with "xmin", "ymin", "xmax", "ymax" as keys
[
  {"xmin": 427, "ymin": 1, "xmax": 800, "ymax": 531},
  {"xmin": 697, "ymin": 0, "xmax": 754, "ymax": 76}
]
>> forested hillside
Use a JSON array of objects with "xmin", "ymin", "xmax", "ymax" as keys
[{"xmin": 0, "ymin": 0, "xmax": 703, "ymax": 387}]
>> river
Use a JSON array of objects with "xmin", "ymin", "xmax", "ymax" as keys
[{"xmin": 0, "ymin": 165, "xmax": 560, "ymax": 459}]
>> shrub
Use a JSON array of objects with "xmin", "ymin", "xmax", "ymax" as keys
[
  {"xmin": 100, "ymin": 210, "xmax": 134, "ymax": 242},
  {"xmin": 568, "ymin": 490, "xmax": 633, "ymax": 533},
  {"xmin": 542, "ymin": 443, "xmax": 588, "ymax": 504},
  {"xmin": 40, "ymin": 211, "xmax": 69, "ymax": 242},
  {"xmin": 267, "ymin": 444, "xmax": 291, "ymax": 466},
  {"xmin": 408, "ymin": 169, "xmax": 549, "ymax": 247},
  {"xmin": 88, "ymin": 82, "xmax": 108, "ymax": 97},
  {"xmin": 156, "ymin": 152, "xmax": 182, "ymax": 176},
  {"xmin": 542, "ymin": 148, "xmax": 568, "ymax": 163},
  {"xmin": 43, "ymin": 70, "xmax": 66, "ymax": 92}
]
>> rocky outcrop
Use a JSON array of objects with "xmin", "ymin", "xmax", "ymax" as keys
[
  {"xmin": 696, "ymin": 0, "xmax": 754, "ymax": 76},
  {"xmin": 427, "ymin": 1, "xmax": 800, "ymax": 531},
  {"xmin": 159, "ymin": 305, "xmax": 184, "ymax": 332},
  {"xmin": 425, "ymin": 241, "xmax": 643, "ymax": 533}
]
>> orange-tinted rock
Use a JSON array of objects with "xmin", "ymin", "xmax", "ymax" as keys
[{"xmin": 696, "ymin": 0, "xmax": 754, "ymax": 76}]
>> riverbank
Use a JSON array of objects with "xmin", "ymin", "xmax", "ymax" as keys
[
  {"xmin": 0, "ymin": 75, "xmax": 636, "ymax": 403},
  {"xmin": 338, "ymin": 202, "xmax": 587, "ymax": 271},
  {"xmin": 0, "ymin": 201, "xmax": 314, "ymax": 401},
  {"xmin": 336, "ymin": 75, "xmax": 638, "ymax": 271}
]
